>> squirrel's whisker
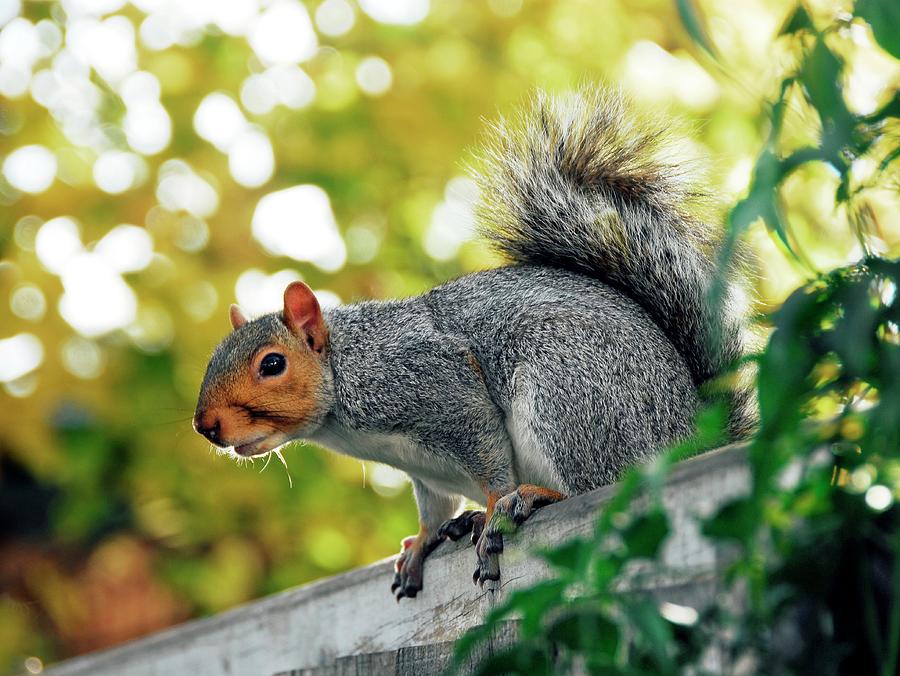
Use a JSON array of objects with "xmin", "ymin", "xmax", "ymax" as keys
[{"xmin": 273, "ymin": 448, "xmax": 293, "ymax": 488}]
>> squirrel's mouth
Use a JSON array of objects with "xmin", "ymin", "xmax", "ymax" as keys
[{"xmin": 232, "ymin": 437, "xmax": 273, "ymax": 457}]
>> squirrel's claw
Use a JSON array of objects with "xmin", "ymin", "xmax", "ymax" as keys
[
  {"xmin": 392, "ymin": 531, "xmax": 444, "ymax": 601},
  {"xmin": 472, "ymin": 528, "xmax": 502, "ymax": 587},
  {"xmin": 392, "ymin": 550, "xmax": 424, "ymax": 600},
  {"xmin": 436, "ymin": 510, "xmax": 486, "ymax": 544},
  {"xmin": 471, "ymin": 484, "xmax": 567, "ymax": 588},
  {"xmin": 392, "ymin": 541, "xmax": 424, "ymax": 600}
]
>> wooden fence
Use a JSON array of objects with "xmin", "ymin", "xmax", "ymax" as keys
[{"xmin": 47, "ymin": 445, "xmax": 749, "ymax": 675}]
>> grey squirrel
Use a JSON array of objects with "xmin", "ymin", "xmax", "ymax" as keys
[{"xmin": 193, "ymin": 87, "xmax": 755, "ymax": 600}]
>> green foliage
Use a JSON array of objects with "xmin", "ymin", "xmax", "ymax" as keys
[
  {"xmin": 454, "ymin": 1, "xmax": 900, "ymax": 673},
  {"xmin": 856, "ymin": 0, "xmax": 900, "ymax": 60}
]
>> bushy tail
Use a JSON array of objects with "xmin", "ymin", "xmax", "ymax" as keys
[{"xmin": 474, "ymin": 87, "xmax": 755, "ymax": 437}]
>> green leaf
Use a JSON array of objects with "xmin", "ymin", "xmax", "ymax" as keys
[
  {"xmin": 878, "ymin": 145, "xmax": 900, "ymax": 174},
  {"xmin": 547, "ymin": 608, "xmax": 619, "ymax": 656},
  {"xmin": 472, "ymin": 643, "xmax": 552, "ymax": 676},
  {"xmin": 675, "ymin": 0, "xmax": 717, "ymax": 58},
  {"xmin": 538, "ymin": 537, "xmax": 590, "ymax": 575},
  {"xmin": 868, "ymin": 91, "xmax": 900, "ymax": 121},
  {"xmin": 801, "ymin": 38, "xmax": 844, "ymax": 115},
  {"xmin": 622, "ymin": 509, "xmax": 670, "ymax": 559},
  {"xmin": 452, "ymin": 622, "xmax": 495, "ymax": 671},
  {"xmin": 622, "ymin": 600, "xmax": 676, "ymax": 674},
  {"xmin": 856, "ymin": 0, "xmax": 900, "ymax": 59},
  {"xmin": 729, "ymin": 149, "xmax": 797, "ymax": 257},
  {"xmin": 453, "ymin": 588, "xmax": 539, "ymax": 668},
  {"xmin": 513, "ymin": 579, "xmax": 569, "ymax": 636},
  {"xmin": 835, "ymin": 171, "xmax": 852, "ymax": 203},
  {"xmin": 757, "ymin": 283, "xmax": 823, "ymax": 428},
  {"xmin": 824, "ymin": 273, "xmax": 881, "ymax": 378},
  {"xmin": 779, "ymin": 4, "xmax": 814, "ymax": 35},
  {"xmin": 597, "ymin": 470, "xmax": 643, "ymax": 533},
  {"xmin": 768, "ymin": 77, "xmax": 797, "ymax": 139},
  {"xmin": 781, "ymin": 147, "xmax": 823, "ymax": 174},
  {"xmin": 593, "ymin": 552, "xmax": 626, "ymax": 587},
  {"xmin": 800, "ymin": 37, "xmax": 856, "ymax": 164},
  {"xmin": 703, "ymin": 497, "xmax": 760, "ymax": 544}
]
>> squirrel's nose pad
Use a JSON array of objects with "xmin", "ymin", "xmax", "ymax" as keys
[
  {"xmin": 193, "ymin": 411, "xmax": 222, "ymax": 444},
  {"xmin": 202, "ymin": 420, "xmax": 221, "ymax": 443}
]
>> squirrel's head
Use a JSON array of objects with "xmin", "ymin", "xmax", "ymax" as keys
[{"xmin": 193, "ymin": 281, "xmax": 334, "ymax": 458}]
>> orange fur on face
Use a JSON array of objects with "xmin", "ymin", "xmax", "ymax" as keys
[
  {"xmin": 195, "ymin": 282, "xmax": 330, "ymax": 458},
  {"xmin": 195, "ymin": 332, "xmax": 327, "ymax": 457}
]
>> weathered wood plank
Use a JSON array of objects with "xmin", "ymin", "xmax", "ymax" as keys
[{"xmin": 47, "ymin": 445, "xmax": 749, "ymax": 676}]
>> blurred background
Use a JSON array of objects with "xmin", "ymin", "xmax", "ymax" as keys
[{"xmin": 0, "ymin": 0, "xmax": 896, "ymax": 672}]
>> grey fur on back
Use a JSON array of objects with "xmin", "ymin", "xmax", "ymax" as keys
[
  {"xmin": 474, "ymin": 87, "xmax": 753, "ymax": 434},
  {"xmin": 322, "ymin": 264, "xmax": 699, "ymax": 495}
]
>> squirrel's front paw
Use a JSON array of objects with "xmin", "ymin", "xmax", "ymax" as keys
[
  {"xmin": 437, "ymin": 509, "xmax": 485, "ymax": 544},
  {"xmin": 472, "ymin": 527, "xmax": 503, "ymax": 587},
  {"xmin": 391, "ymin": 536, "xmax": 425, "ymax": 601}
]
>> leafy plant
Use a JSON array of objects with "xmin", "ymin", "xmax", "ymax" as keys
[{"xmin": 454, "ymin": 2, "xmax": 900, "ymax": 674}]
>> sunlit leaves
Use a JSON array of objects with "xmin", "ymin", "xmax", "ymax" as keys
[
  {"xmin": 778, "ymin": 4, "xmax": 813, "ymax": 36},
  {"xmin": 621, "ymin": 508, "xmax": 669, "ymax": 560},
  {"xmin": 856, "ymin": 0, "xmax": 900, "ymax": 60},
  {"xmin": 674, "ymin": 0, "xmax": 716, "ymax": 59}
]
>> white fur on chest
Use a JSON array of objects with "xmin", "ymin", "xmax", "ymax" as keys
[{"xmin": 310, "ymin": 421, "xmax": 484, "ymax": 503}]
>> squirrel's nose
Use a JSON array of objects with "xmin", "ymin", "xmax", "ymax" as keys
[{"xmin": 193, "ymin": 410, "xmax": 222, "ymax": 444}]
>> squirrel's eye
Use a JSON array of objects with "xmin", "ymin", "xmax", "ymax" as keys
[{"xmin": 259, "ymin": 353, "xmax": 286, "ymax": 377}]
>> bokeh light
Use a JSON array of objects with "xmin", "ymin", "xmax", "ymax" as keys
[
  {"xmin": 358, "ymin": 0, "xmax": 429, "ymax": 25},
  {"xmin": 865, "ymin": 485, "xmax": 893, "ymax": 512},
  {"xmin": 235, "ymin": 268, "xmax": 303, "ymax": 316},
  {"xmin": 34, "ymin": 217, "xmax": 82, "ymax": 274},
  {"xmin": 251, "ymin": 185, "xmax": 347, "ymax": 272},
  {"xmin": 58, "ymin": 252, "xmax": 138, "ymax": 337},
  {"xmin": 156, "ymin": 160, "xmax": 219, "ymax": 218},
  {"xmin": 9, "ymin": 284, "xmax": 47, "ymax": 321},
  {"xmin": 3, "ymin": 145, "xmax": 56, "ymax": 193},
  {"xmin": 355, "ymin": 56, "xmax": 392, "ymax": 96},
  {"xmin": 0, "ymin": 333, "xmax": 44, "ymax": 383},
  {"xmin": 59, "ymin": 335, "xmax": 105, "ymax": 379},
  {"xmin": 93, "ymin": 150, "xmax": 147, "ymax": 194},
  {"xmin": 423, "ymin": 177, "xmax": 479, "ymax": 261},
  {"xmin": 193, "ymin": 93, "xmax": 247, "ymax": 152},
  {"xmin": 248, "ymin": 0, "xmax": 317, "ymax": 66},
  {"xmin": 227, "ymin": 128, "xmax": 275, "ymax": 188},
  {"xmin": 240, "ymin": 66, "xmax": 317, "ymax": 114},
  {"xmin": 315, "ymin": 0, "xmax": 355, "ymax": 37},
  {"xmin": 95, "ymin": 225, "xmax": 154, "ymax": 273}
]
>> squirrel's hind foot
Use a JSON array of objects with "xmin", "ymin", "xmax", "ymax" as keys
[{"xmin": 472, "ymin": 485, "xmax": 566, "ymax": 588}]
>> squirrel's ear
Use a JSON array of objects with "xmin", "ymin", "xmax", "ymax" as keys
[
  {"xmin": 229, "ymin": 304, "xmax": 249, "ymax": 330},
  {"xmin": 283, "ymin": 281, "xmax": 327, "ymax": 353}
]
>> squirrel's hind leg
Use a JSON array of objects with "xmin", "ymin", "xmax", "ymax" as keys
[{"xmin": 472, "ymin": 485, "xmax": 566, "ymax": 587}]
